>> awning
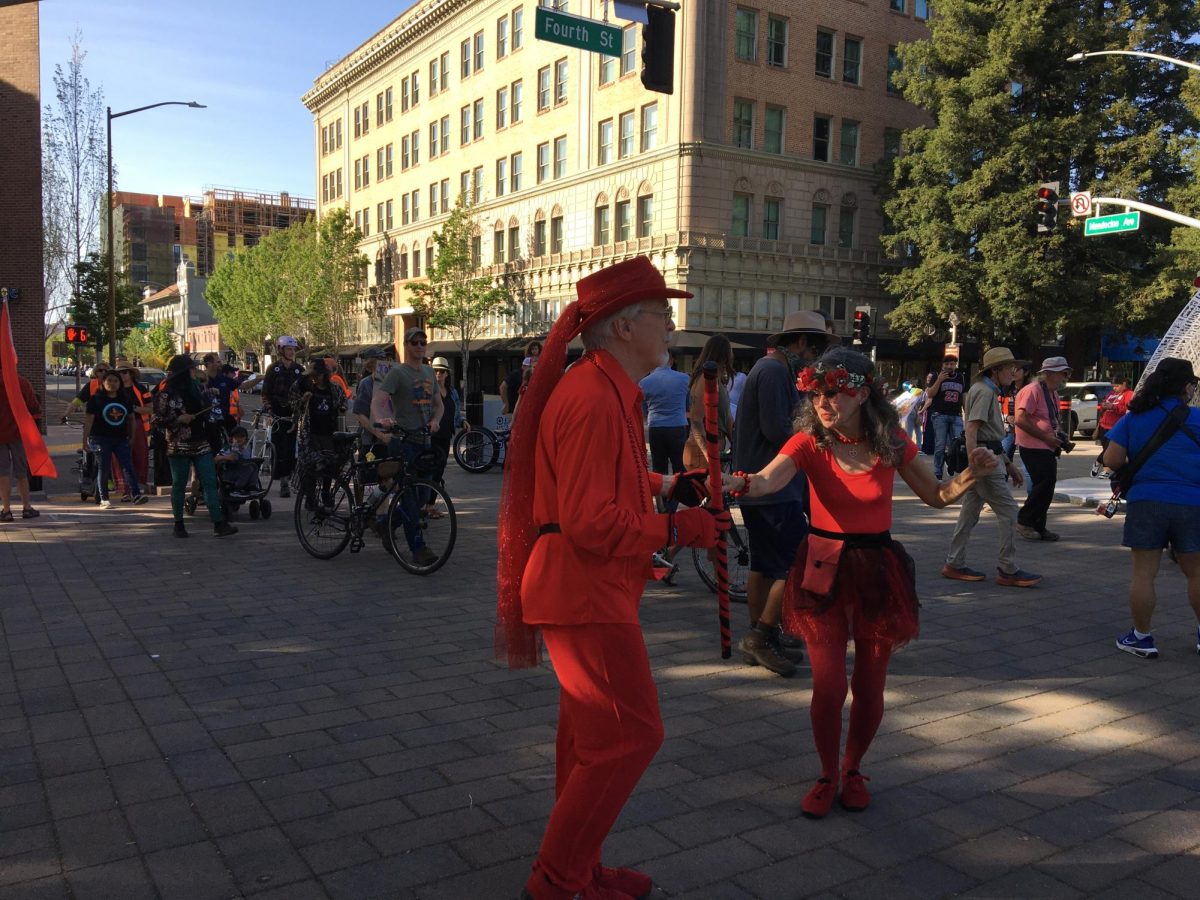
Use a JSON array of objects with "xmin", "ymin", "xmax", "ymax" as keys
[
  {"xmin": 668, "ymin": 330, "xmax": 757, "ymax": 351},
  {"xmin": 330, "ymin": 342, "xmax": 395, "ymax": 357}
]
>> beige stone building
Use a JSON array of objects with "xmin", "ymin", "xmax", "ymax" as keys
[{"xmin": 303, "ymin": 0, "xmax": 931, "ymax": 385}]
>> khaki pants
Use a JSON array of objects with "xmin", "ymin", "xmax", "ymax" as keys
[{"xmin": 946, "ymin": 460, "xmax": 1018, "ymax": 574}]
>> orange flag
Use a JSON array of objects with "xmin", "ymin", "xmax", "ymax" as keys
[{"xmin": 1, "ymin": 297, "xmax": 57, "ymax": 478}]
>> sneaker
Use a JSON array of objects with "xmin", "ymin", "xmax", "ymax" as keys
[
  {"xmin": 1091, "ymin": 460, "xmax": 1103, "ymax": 478},
  {"xmin": 739, "ymin": 628, "xmax": 797, "ymax": 677},
  {"xmin": 1116, "ymin": 629, "xmax": 1158, "ymax": 659},
  {"xmin": 995, "ymin": 568, "xmax": 1042, "ymax": 588},
  {"xmin": 213, "ymin": 521, "xmax": 238, "ymax": 537},
  {"xmin": 840, "ymin": 770, "xmax": 871, "ymax": 811},
  {"xmin": 279, "ymin": 482, "xmax": 291, "ymax": 499},
  {"xmin": 594, "ymin": 864, "xmax": 652, "ymax": 900},
  {"xmin": 1039, "ymin": 529, "xmax": 1060, "ymax": 542},
  {"xmin": 120, "ymin": 494, "xmax": 133, "ymax": 503},
  {"xmin": 99, "ymin": 499, "xmax": 113, "ymax": 509},
  {"xmin": 131, "ymin": 494, "xmax": 149, "ymax": 506},
  {"xmin": 412, "ymin": 546, "xmax": 439, "ymax": 567},
  {"xmin": 942, "ymin": 563, "xmax": 985, "ymax": 582},
  {"xmin": 801, "ymin": 777, "xmax": 837, "ymax": 819},
  {"xmin": 1016, "ymin": 524, "xmax": 1042, "ymax": 541},
  {"xmin": 173, "ymin": 521, "xmax": 189, "ymax": 539}
]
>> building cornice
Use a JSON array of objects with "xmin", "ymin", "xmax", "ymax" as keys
[
  {"xmin": 677, "ymin": 142, "xmax": 879, "ymax": 181},
  {"xmin": 302, "ymin": 0, "xmax": 471, "ymax": 111}
]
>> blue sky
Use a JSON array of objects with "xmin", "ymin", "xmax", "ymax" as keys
[{"xmin": 40, "ymin": 0, "xmax": 418, "ymax": 201}]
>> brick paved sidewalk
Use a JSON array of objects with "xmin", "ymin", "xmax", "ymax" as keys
[{"xmin": 2, "ymin": 461, "xmax": 1199, "ymax": 899}]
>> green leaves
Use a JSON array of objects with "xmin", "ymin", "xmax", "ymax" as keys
[{"xmin": 66, "ymin": 252, "xmax": 142, "ymax": 355}]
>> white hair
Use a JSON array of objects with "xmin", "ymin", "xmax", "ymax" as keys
[{"xmin": 581, "ymin": 304, "xmax": 646, "ymax": 351}]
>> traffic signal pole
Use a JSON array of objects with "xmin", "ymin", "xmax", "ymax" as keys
[{"xmin": 1089, "ymin": 196, "xmax": 1200, "ymax": 231}]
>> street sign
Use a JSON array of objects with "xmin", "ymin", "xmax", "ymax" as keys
[
  {"xmin": 135, "ymin": 321, "xmax": 153, "ymax": 330},
  {"xmin": 51, "ymin": 341, "xmax": 69, "ymax": 358},
  {"xmin": 535, "ymin": 6, "xmax": 621, "ymax": 56},
  {"xmin": 1070, "ymin": 191, "xmax": 1092, "ymax": 216},
  {"xmin": 1084, "ymin": 211, "xmax": 1141, "ymax": 237}
]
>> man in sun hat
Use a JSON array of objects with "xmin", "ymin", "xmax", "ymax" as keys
[
  {"xmin": 943, "ymin": 347, "xmax": 1043, "ymax": 588},
  {"xmin": 497, "ymin": 256, "xmax": 730, "ymax": 900},
  {"xmin": 1015, "ymin": 355, "xmax": 1073, "ymax": 542}
]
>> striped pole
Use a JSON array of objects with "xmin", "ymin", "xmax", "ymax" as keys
[{"xmin": 701, "ymin": 361, "xmax": 731, "ymax": 658}]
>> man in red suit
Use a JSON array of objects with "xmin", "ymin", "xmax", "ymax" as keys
[{"xmin": 497, "ymin": 257, "xmax": 728, "ymax": 900}]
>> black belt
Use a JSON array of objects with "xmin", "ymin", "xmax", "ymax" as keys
[
  {"xmin": 809, "ymin": 526, "xmax": 891, "ymax": 549},
  {"xmin": 537, "ymin": 523, "xmax": 561, "ymax": 536},
  {"xmin": 983, "ymin": 439, "xmax": 1005, "ymax": 454}
]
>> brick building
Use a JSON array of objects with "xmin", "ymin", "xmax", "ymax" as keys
[
  {"xmin": 304, "ymin": 0, "xmax": 934, "ymax": 388},
  {"xmin": 0, "ymin": 0, "xmax": 46, "ymax": 413}
]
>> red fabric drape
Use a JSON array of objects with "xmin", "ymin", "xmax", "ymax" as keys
[{"xmin": 0, "ymin": 299, "xmax": 56, "ymax": 478}]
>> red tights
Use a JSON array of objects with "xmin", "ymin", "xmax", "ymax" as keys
[{"xmin": 806, "ymin": 640, "xmax": 892, "ymax": 777}]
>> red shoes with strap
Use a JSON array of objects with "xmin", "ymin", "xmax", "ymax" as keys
[
  {"xmin": 595, "ymin": 865, "xmax": 652, "ymax": 899},
  {"xmin": 800, "ymin": 776, "xmax": 838, "ymax": 818},
  {"xmin": 840, "ymin": 769, "xmax": 871, "ymax": 811}
]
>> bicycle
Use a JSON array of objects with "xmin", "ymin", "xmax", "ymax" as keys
[
  {"xmin": 243, "ymin": 408, "xmax": 277, "ymax": 495},
  {"xmin": 691, "ymin": 492, "xmax": 750, "ymax": 603},
  {"xmin": 292, "ymin": 426, "xmax": 456, "ymax": 574},
  {"xmin": 453, "ymin": 419, "xmax": 510, "ymax": 473}
]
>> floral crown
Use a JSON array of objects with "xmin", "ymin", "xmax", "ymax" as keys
[{"xmin": 797, "ymin": 365, "xmax": 874, "ymax": 395}]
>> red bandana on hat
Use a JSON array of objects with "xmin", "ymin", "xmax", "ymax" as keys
[{"xmin": 495, "ymin": 256, "xmax": 691, "ymax": 668}]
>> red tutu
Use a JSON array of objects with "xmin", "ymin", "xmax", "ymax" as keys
[{"xmin": 783, "ymin": 536, "xmax": 920, "ymax": 648}]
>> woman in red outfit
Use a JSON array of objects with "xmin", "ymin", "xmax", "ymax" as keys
[{"xmin": 732, "ymin": 347, "xmax": 995, "ymax": 818}]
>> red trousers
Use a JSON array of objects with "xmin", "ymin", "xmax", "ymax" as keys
[{"xmin": 530, "ymin": 623, "xmax": 664, "ymax": 897}]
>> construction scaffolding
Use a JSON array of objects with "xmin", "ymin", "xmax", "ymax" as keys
[{"xmin": 195, "ymin": 188, "xmax": 316, "ymax": 275}]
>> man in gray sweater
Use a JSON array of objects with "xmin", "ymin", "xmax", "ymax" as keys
[{"xmin": 733, "ymin": 310, "xmax": 832, "ymax": 676}]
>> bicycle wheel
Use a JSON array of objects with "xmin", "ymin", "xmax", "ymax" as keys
[
  {"xmin": 293, "ymin": 475, "xmax": 353, "ymax": 559},
  {"xmin": 385, "ymin": 478, "xmax": 457, "ymax": 574},
  {"xmin": 692, "ymin": 501, "xmax": 749, "ymax": 603},
  {"xmin": 257, "ymin": 443, "xmax": 276, "ymax": 493},
  {"xmin": 453, "ymin": 428, "xmax": 499, "ymax": 473}
]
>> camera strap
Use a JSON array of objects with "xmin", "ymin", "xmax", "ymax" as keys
[{"xmin": 1039, "ymin": 382, "xmax": 1063, "ymax": 435}]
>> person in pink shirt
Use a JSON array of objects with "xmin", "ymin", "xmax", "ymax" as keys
[{"xmin": 1014, "ymin": 356, "xmax": 1072, "ymax": 541}]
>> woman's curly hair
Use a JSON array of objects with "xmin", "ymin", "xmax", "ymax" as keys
[{"xmin": 797, "ymin": 347, "xmax": 906, "ymax": 466}]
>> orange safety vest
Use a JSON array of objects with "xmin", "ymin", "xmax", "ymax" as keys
[
  {"xmin": 1000, "ymin": 395, "xmax": 1011, "ymax": 416},
  {"xmin": 130, "ymin": 384, "xmax": 151, "ymax": 432},
  {"xmin": 331, "ymin": 373, "xmax": 351, "ymax": 399},
  {"xmin": 229, "ymin": 388, "xmax": 240, "ymax": 419}
]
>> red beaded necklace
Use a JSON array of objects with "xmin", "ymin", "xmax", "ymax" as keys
[{"xmin": 829, "ymin": 429, "xmax": 865, "ymax": 445}]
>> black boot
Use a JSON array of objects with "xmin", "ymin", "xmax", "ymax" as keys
[
  {"xmin": 770, "ymin": 625, "xmax": 806, "ymax": 662},
  {"xmin": 213, "ymin": 520, "xmax": 238, "ymax": 537},
  {"xmin": 173, "ymin": 520, "xmax": 188, "ymax": 538},
  {"xmin": 739, "ymin": 624, "xmax": 797, "ymax": 677}
]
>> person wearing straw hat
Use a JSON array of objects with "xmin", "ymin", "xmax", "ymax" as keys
[
  {"xmin": 1015, "ymin": 356, "xmax": 1073, "ymax": 541},
  {"xmin": 496, "ymin": 256, "xmax": 730, "ymax": 900},
  {"xmin": 943, "ymin": 347, "xmax": 1042, "ymax": 587}
]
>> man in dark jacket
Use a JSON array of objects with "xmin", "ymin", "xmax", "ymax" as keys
[{"xmin": 262, "ymin": 336, "xmax": 304, "ymax": 497}]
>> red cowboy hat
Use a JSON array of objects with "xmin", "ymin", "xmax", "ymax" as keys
[{"xmin": 570, "ymin": 256, "xmax": 692, "ymax": 339}]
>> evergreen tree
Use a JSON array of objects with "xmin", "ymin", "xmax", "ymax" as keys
[
  {"xmin": 65, "ymin": 252, "xmax": 142, "ymax": 361},
  {"xmin": 881, "ymin": 0, "xmax": 1200, "ymax": 360}
]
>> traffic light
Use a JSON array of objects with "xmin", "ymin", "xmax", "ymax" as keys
[
  {"xmin": 1036, "ymin": 181, "xmax": 1060, "ymax": 233},
  {"xmin": 184, "ymin": 342, "xmax": 191, "ymax": 353},
  {"xmin": 853, "ymin": 307, "xmax": 872, "ymax": 347},
  {"xmin": 640, "ymin": 6, "xmax": 675, "ymax": 95},
  {"xmin": 64, "ymin": 325, "xmax": 90, "ymax": 344}
]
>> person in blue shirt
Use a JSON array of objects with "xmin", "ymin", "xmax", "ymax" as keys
[
  {"xmin": 640, "ymin": 352, "xmax": 690, "ymax": 502},
  {"xmin": 1103, "ymin": 357, "xmax": 1200, "ymax": 660}
]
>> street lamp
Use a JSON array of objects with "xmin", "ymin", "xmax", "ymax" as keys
[
  {"xmin": 1067, "ymin": 50, "xmax": 1200, "ymax": 75},
  {"xmin": 106, "ymin": 100, "xmax": 206, "ymax": 363}
]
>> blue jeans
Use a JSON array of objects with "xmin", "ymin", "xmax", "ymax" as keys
[
  {"xmin": 91, "ymin": 435, "xmax": 140, "ymax": 500},
  {"xmin": 384, "ymin": 439, "xmax": 427, "ymax": 551},
  {"xmin": 931, "ymin": 412, "xmax": 964, "ymax": 477}
]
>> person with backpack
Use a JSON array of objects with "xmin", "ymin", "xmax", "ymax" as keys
[{"xmin": 1102, "ymin": 358, "xmax": 1200, "ymax": 659}]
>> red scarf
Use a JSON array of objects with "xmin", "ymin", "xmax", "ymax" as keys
[{"xmin": 1, "ymin": 299, "xmax": 56, "ymax": 478}]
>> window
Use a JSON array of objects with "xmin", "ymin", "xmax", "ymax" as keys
[
  {"xmin": 813, "ymin": 115, "xmax": 831, "ymax": 162},
  {"xmin": 764, "ymin": 106, "xmax": 784, "ymax": 154},
  {"xmin": 843, "ymin": 37, "xmax": 862, "ymax": 85},
  {"xmin": 811, "ymin": 204, "xmax": 828, "ymax": 245},
  {"xmin": 509, "ymin": 225, "xmax": 520, "ymax": 259},
  {"xmin": 469, "ymin": 237, "xmax": 479, "ymax": 268},
  {"xmin": 413, "ymin": 247, "xmax": 422, "ymax": 277},
  {"xmin": 594, "ymin": 204, "xmax": 611, "ymax": 245},
  {"xmin": 354, "ymin": 105, "xmax": 362, "ymax": 137},
  {"xmin": 890, "ymin": 0, "xmax": 905, "ymax": 10},
  {"xmin": 410, "ymin": 130, "xmax": 419, "ymax": 166},
  {"xmin": 554, "ymin": 58, "xmax": 568, "ymax": 104},
  {"xmin": 473, "ymin": 98, "xmax": 485, "ymax": 140},
  {"xmin": 640, "ymin": 103, "xmax": 658, "ymax": 151},
  {"xmin": 497, "ymin": 87, "xmax": 509, "ymax": 129},
  {"xmin": 362, "ymin": 101, "xmax": 370, "ymax": 133},
  {"xmin": 494, "ymin": 228, "xmax": 506, "ymax": 264},
  {"xmin": 731, "ymin": 194, "xmax": 751, "ymax": 237},
  {"xmin": 429, "ymin": 185, "xmax": 437, "ymax": 217},
  {"xmin": 887, "ymin": 46, "xmax": 902, "ymax": 93},
  {"xmin": 472, "ymin": 165, "xmax": 483, "ymax": 202},
  {"xmin": 321, "ymin": 125, "xmax": 329, "ymax": 156},
  {"xmin": 412, "ymin": 191, "xmax": 420, "ymax": 226},
  {"xmin": 816, "ymin": 31, "xmax": 834, "ymax": 78},
  {"xmin": 426, "ymin": 244, "xmax": 434, "ymax": 272},
  {"xmin": 838, "ymin": 207, "xmax": 856, "ymax": 248},
  {"xmin": 412, "ymin": 71, "xmax": 420, "ymax": 105},
  {"xmin": 735, "ymin": 8, "xmax": 757, "ymax": 61},
  {"xmin": 498, "ymin": 16, "xmax": 509, "ymax": 57},
  {"xmin": 915, "ymin": 0, "xmax": 928, "ymax": 20},
  {"xmin": 440, "ymin": 115, "xmax": 450, "ymax": 153},
  {"xmin": 733, "ymin": 99, "xmax": 754, "ymax": 149},
  {"xmin": 840, "ymin": 121, "xmax": 859, "ymax": 166},
  {"xmin": 534, "ymin": 218, "xmax": 547, "ymax": 256},
  {"xmin": 377, "ymin": 202, "xmax": 385, "ymax": 233},
  {"xmin": 386, "ymin": 144, "xmax": 393, "ymax": 177},
  {"xmin": 598, "ymin": 119, "xmax": 614, "ymax": 164},
  {"xmin": 637, "ymin": 194, "xmax": 653, "ymax": 237},
  {"xmin": 461, "ymin": 39, "xmax": 471, "ymax": 78},
  {"xmin": 440, "ymin": 179, "xmax": 450, "ymax": 212},
  {"xmin": 430, "ymin": 121, "xmax": 440, "ymax": 158},
  {"xmin": 402, "ymin": 134, "xmax": 411, "ymax": 169},
  {"xmin": 402, "ymin": 76, "xmax": 411, "ymax": 112},
  {"xmin": 600, "ymin": 51, "xmax": 616, "ymax": 85},
  {"xmin": 883, "ymin": 127, "xmax": 902, "ymax": 161},
  {"xmin": 376, "ymin": 92, "xmax": 384, "ymax": 126},
  {"xmin": 377, "ymin": 147, "xmax": 385, "ymax": 181},
  {"xmin": 537, "ymin": 142, "xmax": 550, "ymax": 183},
  {"xmin": 512, "ymin": 6, "xmax": 524, "ymax": 49},
  {"xmin": 336, "ymin": 119, "xmax": 342, "ymax": 148},
  {"xmin": 399, "ymin": 252, "xmax": 408, "ymax": 280},
  {"xmin": 511, "ymin": 80, "xmax": 523, "ymax": 122},
  {"xmin": 461, "ymin": 105, "xmax": 471, "ymax": 145},
  {"xmin": 538, "ymin": 66, "xmax": 551, "ymax": 110},
  {"xmin": 615, "ymin": 199, "xmax": 632, "ymax": 242},
  {"xmin": 551, "ymin": 215, "xmax": 564, "ymax": 253},
  {"xmin": 763, "ymin": 198, "xmax": 781, "ymax": 239},
  {"xmin": 440, "ymin": 52, "xmax": 450, "ymax": 91},
  {"xmin": 322, "ymin": 174, "xmax": 328, "ymax": 202},
  {"xmin": 474, "ymin": 30, "xmax": 485, "ymax": 71},
  {"xmin": 402, "ymin": 194, "xmax": 411, "ymax": 226},
  {"xmin": 460, "ymin": 170, "xmax": 470, "ymax": 202},
  {"xmin": 767, "ymin": 16, "xmax": 787, "ymax": 67},
  {"xmin": 511, "ymin": 151, "xmax": 523, "ymax": 191},
  {"xmin": 336, "ymin": 168, "xmax": 342, "ymax": 196},
  {"xmin": 430, "ymin": 59, "xmax": 439, "ymax": 97},
  {"xmin": 621, "ymin": 25, "xmax": 636, "ymax": 75},
  {"xmin": 818, "ymin": 295, "xmax": 848, "ymax": 322},
  {"xmin": 553, "ymin": 135, "xmax": 567, "ymax": 178},
  {"xmin": 354, "ymin": 158, "xmax": 362, "ymax": 190},
  {"xmin": 619, "ymin": 111, "xmax": 635, "ymax": 158},
  {"xmin": 496, "ymin": 157, "xmax": 508, "ymax": 196}
]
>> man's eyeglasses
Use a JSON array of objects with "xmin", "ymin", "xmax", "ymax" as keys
[
  {"xmin": 408, "ymin": 339, "xmax": 428, "ymax": 346},
  {"xmin": 638, "ymin": 307, "xmax": 674, "ymax": 322}
]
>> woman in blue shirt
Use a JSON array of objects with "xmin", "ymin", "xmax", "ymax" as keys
[{"xmin": 1103, "ymin": 357, "xmax": 1200, "ymax": 660}]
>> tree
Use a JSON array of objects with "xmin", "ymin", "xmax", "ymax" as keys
[
  {"xmin": 42, "ymin": 33, "xmax": 106, "ymax": 332},
  {"xmin": 407, "ymin": 196, "xmax": 513, "ymax": 391},
  {"xmin": 307, "ymin": 208, "xmax": 369, "ymax": 349},
  {"xmin": 880, "ymin": 0, "xmax": 1200, "ymax": 360},
  {"xmin": 65, "ymin": 252, "xmax": 142, "ymax": 362},
  {"xmin": 122, "ymin": 323, "xmax": 176, "ymax": 368}
]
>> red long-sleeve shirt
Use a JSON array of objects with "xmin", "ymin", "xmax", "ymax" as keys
[{"xmin": 522, "ymin": 350, "xmax": 667, "ymax": 625}]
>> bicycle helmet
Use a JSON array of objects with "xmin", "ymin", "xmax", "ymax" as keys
[{"xmin": 276, "ymin": 335, "xmax": 299, "ymax": 349}]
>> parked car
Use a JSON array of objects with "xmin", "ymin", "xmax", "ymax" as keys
[
  {"xmin": 134, "ymin": 367, "xmax": 168, "ymax": 395},
  {"xmin": 1060, "ymin": 381, "xmax": 1113, "ymax": 438}
]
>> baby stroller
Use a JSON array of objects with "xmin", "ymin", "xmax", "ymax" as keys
[
  {"xmin": 184, "ymin": 448, "xmax": 275, "ymax": 521},
  {"xmin": 74, "ymin": 444, "xmax": 105, "ymax": 504}
]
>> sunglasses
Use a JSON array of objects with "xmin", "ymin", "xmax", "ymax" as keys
[{"xmin": 408, "ymin": 339, "xmax": 428, "ymax": 346}]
